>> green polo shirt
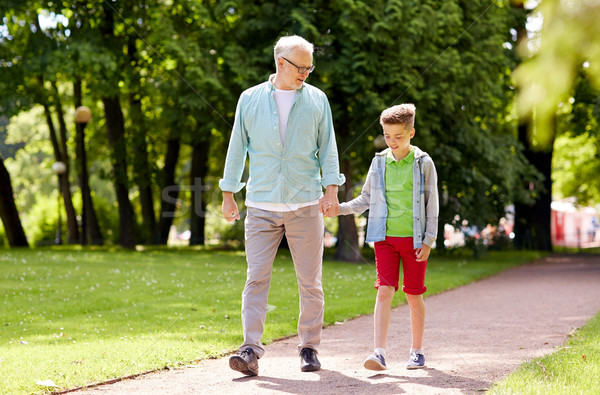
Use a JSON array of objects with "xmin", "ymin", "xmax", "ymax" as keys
[{"xmin": 385, "ymin": 147, "xmax": 414, "ymax": 237}]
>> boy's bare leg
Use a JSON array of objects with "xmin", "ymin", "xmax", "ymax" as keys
[
  {"xmin": 406, "ymin": 293, "xmax": 425, "ymax": 349},
  {"xmin": 374, "ymin": 286, "xmax": 395, "ymax": 349}
]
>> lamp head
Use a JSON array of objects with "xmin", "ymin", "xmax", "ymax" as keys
[
  {"xmin": 52, "ymin": 161, "xmax": 67, "ymax": 175},
  {"xmin": 75, "ymin": 106, "xmax": 92, "ymax": 123}
]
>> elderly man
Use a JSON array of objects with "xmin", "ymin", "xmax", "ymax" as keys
[{"xmin": 219, "ymin": 35, "xmax": 345, "ymax": 376}]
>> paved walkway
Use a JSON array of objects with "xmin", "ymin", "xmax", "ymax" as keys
[{"xmin": 77, "ymin": 254, "xmax": 600, "ymax": 394}]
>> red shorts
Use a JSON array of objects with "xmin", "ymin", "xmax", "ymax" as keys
[{"xmin": 373, "ymin": 236, "xmax": 427, "ymax": 295}]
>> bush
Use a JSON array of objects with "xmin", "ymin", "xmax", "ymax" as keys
[
  {"xmin": 86, "ymin": 192, "xmax": 120, "ymax": 245},
  {"xmin": 22, "ymin": 195, "xmax": 62, "ymax": 245}
]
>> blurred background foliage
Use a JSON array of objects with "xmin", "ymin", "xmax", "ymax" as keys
[{"xmin": 0, "ymin": 0, "xmax": 599, "ymax": 254}]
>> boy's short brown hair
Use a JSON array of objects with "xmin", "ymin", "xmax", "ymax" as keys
[{"xmin": 380, "ymin": 103, "xmax": 416, "ymax": 128}]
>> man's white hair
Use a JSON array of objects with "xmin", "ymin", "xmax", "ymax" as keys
[{"xmin": 273, "ymin": 35, "xmax": 314, "ymax": 66}]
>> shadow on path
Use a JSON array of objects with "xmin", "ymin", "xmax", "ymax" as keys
[{"xmin": 231, "ymin": 367, "xmax": 491, "ymax": 394}]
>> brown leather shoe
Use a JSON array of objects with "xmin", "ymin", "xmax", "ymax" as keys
[
  {"xmin": 300, "ymin": 348, "xmax": 321, "ymax": 372},
  {"xmin": 229, "ymin": 348, "xmax": 259, "ymax": 376}
]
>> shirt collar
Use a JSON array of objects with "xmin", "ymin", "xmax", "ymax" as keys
[
  {"xmin": 386, "ymin": 147, "xmax": 415, "ymax": 164},
  {"xmin": 268, "ymin": 74, "xmax": 305, "ymax": 92}
]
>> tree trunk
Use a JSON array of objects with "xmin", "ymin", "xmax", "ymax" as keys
[
  {"xmin": 334, "ymin": 158, "xmax": 362, "ymax": 262},
  {"xmin": 74, "ymin": 79, "xmax": 104, "ymax": 245},
  {"xmin": 190, "ymin": 140, "xmax": 210, "ymax": 246},
  {"xmin": 128, "ymin": 36, "xmax": 156, "ymax": 244},
  {"xmin": 0, "ymin": 157, "xmax": 29, "ymax": 247},
  {"xmin": 512, "ymin": 0, "xmax": 553, "ymax": 251},
  {"xmin": 157, "ymin": 136, "xmax": 181, "ymax": 244},
  {"xmin": 102, "ymin": 95, "xmax": 136, "ymax": 248},
  {"xmin": 99, "ymin": 0, "xmax": 135, "ymax": 247},
  {"xmin": 513, "ymin": 119, "xmax": 554, "ymax": 251}
]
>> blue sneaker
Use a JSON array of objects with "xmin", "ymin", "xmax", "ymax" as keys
[
  {"xmin": 363, "ymin": 352, "xmax": 387, "ymax": 371},
  {"xmin": 406, "ymin": 351, "xmax": 426, "ymax": 369}
]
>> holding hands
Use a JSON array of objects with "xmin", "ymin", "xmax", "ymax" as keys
[{"xmin": 320, "ymin": 198, "xmax": 340, "ymax": 217}]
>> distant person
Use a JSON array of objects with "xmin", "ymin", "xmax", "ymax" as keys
[
  {"xmin": 219, "ymin": 35, "xmax": 345, "ymax": 376},
  {"xmin": 589, "ymin": 216, "xmax": 599, "ymax": 242},
  {"xmin": 327, "ymin": 103, "xmax": 438, "ymax": 370}
]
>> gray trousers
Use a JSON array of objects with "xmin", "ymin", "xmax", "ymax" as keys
[{"xmin": 240, "ymin": 205, "xmax": 324, "ymax": 358}]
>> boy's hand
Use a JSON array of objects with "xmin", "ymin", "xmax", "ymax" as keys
[
  {"xmin": 323, "ymin": 202, "xmax": 340, "ymax": 217},
  {"xmin": 415, "ymin": 245, "xmax": 431, "ymax": 262}
]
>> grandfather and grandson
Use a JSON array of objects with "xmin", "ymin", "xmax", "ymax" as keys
[{"xmin": 219, "ymin": 34, "xmax": 439, "ymax": 375}]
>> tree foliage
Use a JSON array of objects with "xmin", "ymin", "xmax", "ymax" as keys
[
  {"xmin": 515, "ymin": 0, "xmax": 600, "ymax": 148},
  {"xmin": 0, "ymin": 0, "xmax": 576, "ymax": 252},
  {"xmin": 553, "ymin": 69, "xmax": 600, "ymax": 205}
]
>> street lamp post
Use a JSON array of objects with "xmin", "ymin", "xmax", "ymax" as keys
[
  {"xmin": 52, "ymin": 161, "xmax": 67, "ymax": 245},
  {"xmin": 75, "ymin": 106, "xmax": 92, "ymax": 245}
]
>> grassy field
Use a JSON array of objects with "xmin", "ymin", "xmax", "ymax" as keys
[
  {"xmin": 0, "ymin": 248, "xmax": 544, "ymax": 394},
  {"xmin": 490, "ymin": 310, "xmax": 600, "ymax": 395}
]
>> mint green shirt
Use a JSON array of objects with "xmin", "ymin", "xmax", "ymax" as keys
[
  {"xmin": 385, "ymin": 148, "xmax": 415, "ymax": 237},
  {"xmin": 219, "ymin": 76, "xmax": 346, "ymax": 203}
]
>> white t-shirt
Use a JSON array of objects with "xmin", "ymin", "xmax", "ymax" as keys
[{"xmin": 273, "ymin": 88, "xmax": 296, "ymax": 145}]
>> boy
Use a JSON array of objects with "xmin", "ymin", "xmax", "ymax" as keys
[{"xmin": 328, "ymin": 103, "xmax": 438, "ymax": 370}]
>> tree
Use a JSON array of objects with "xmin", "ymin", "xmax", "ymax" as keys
[
  {"xmin": 156, "ymin": 131, "xmax": 181, "ymax": 244},
  {"xmin": 0, "ymin": 3, "xmax": 81, "ymax": 244},
  {"xmin": 116, "ymin": 4, "xmax": 161, "ymax": 245},
  {"xmin": 512, "ymin": 115, "xmax": 554, "ymax": 251},
  {"xmin": 552, "ymin": 69, "xmax": 600, "ymax": 205},
  {"xmin": 0, "ymin": 156, "xmax": 29, "ymax": 247},
  {"xmin": 0, "ymin": 0, "xmax": 548, "ymax": 254},
  {"xmin": 511, "ymin": 0, "xmax": 600, "ymax": 250},
  {"xmin": 296, "ymin": 0, "xmax": 537, "ymax": 258},
  {"xmin": 515, "ymin": 0, "xmax": 600, "ymax": 145},
  {"xmin": 146, "ymin": 0, "xmax": 236, "ymax": 245},
  {"xmin": 102, "ymin": 93, "xmax": 137, "ymax": 248},
  {"xmin": 97, "ymin": 1, "xmax": 137, "ymax": 248},
  {"xmin": 203, "ymin": 0, "xmax": 539, "ymax": 256},
  {"xmin": 509, "ymin": 1, "xmax": 555, "ymax": 250}
]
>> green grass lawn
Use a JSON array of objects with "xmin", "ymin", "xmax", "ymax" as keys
[
  {"xmin": 0, "ymin": 248, "xmax": 544, "ymax": 394},
  {"xmin": 490, "ymin": 311, "xmax": 600, "ymax": 395}
]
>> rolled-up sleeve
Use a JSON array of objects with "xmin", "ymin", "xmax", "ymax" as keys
[
  {"xmin": 423, "ymin": 160, "xmax": 439, "ymax": 248},
  {"xmin": 219, "ymin": 96, "xmax": 248, "ymax": 193},
  {"xmin": 317, "ymin": 96, "xmax": 346, "ymax": 187}
]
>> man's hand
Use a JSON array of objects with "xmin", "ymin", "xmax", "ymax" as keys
[
  {"xmin": 222, "ymin": 192, "xmax": 240, "ymax": 223},
  {"xmin": 415, "ymin": 244, "xmax": 431, "ymax": 262},
  {"xmin": 319, "ymin": 185, "xmax": 339, "ymax": 217}
]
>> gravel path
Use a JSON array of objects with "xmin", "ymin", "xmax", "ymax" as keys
[{"xmin": 75, "ymin": 254, "xmax": 600, "ymax": 394}]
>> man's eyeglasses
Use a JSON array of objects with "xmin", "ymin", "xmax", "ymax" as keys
[{"xmin": 282, "ymin": 57, "xmax": 315, "ymax": 74}]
